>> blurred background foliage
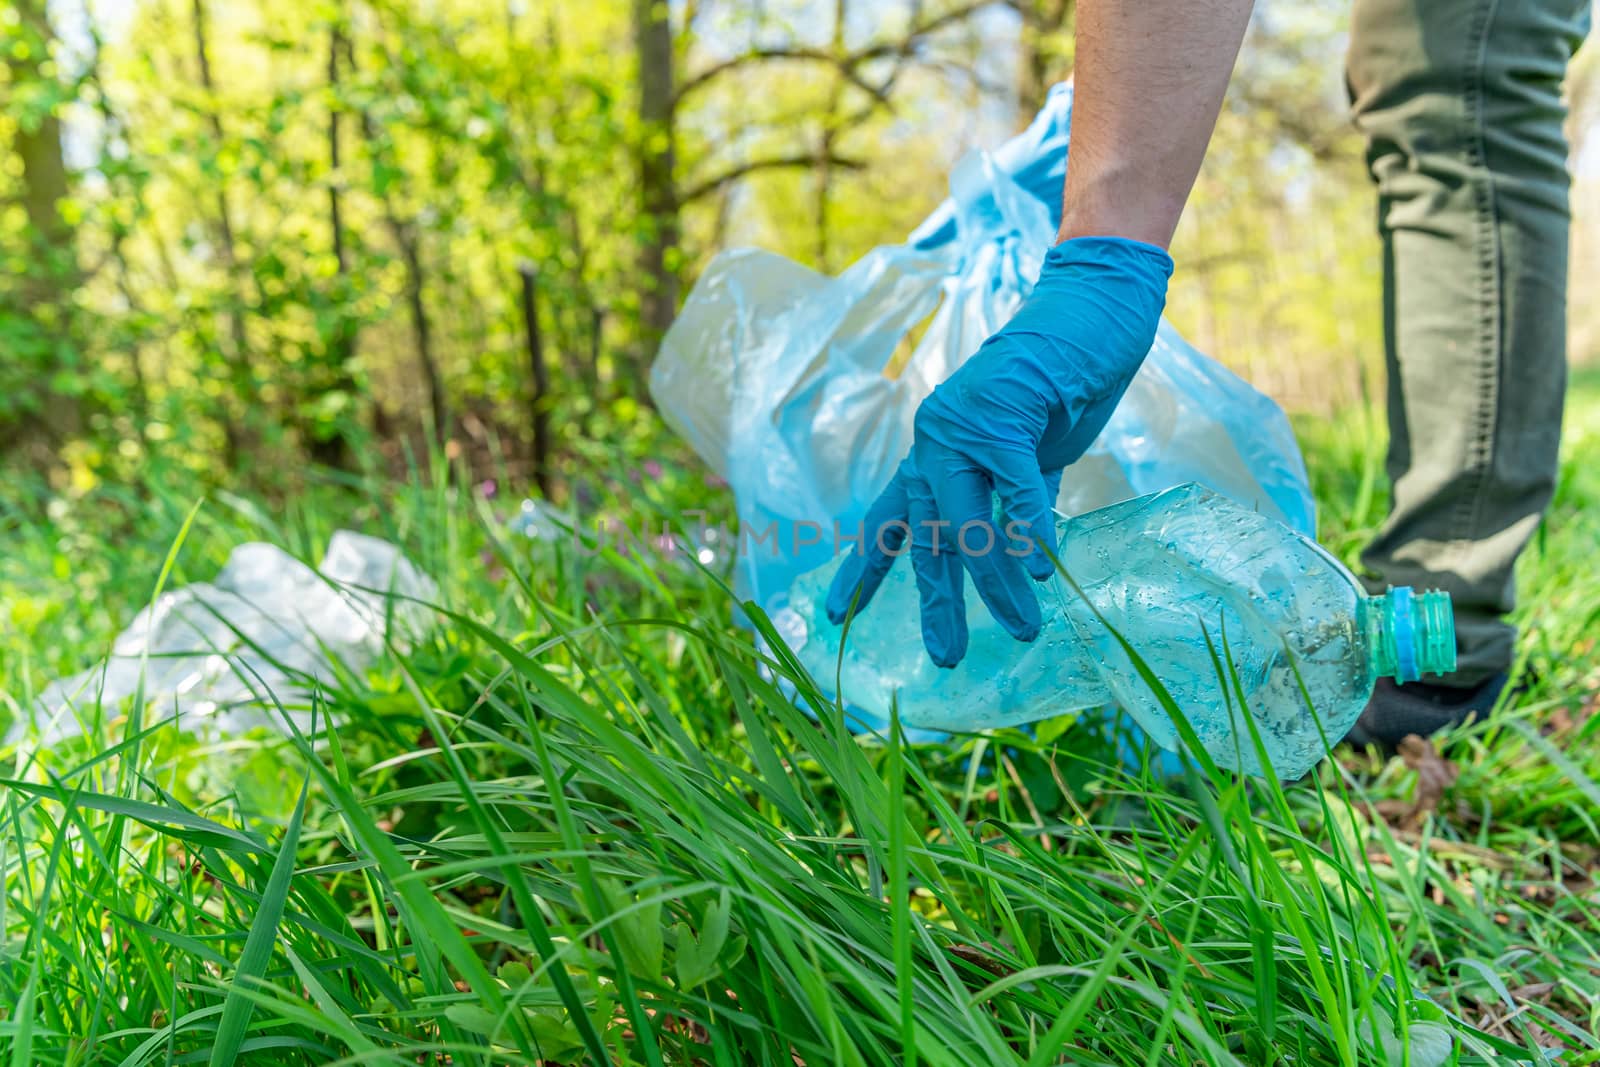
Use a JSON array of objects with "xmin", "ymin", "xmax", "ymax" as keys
[{"xmin": 2, "ymin": 0, "xmax": 1596, "ymax": 499}]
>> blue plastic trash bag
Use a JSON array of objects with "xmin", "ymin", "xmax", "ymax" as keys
[{"xmin": 650, "ymin": 82, "xmax": 1315, "ymax": 625}]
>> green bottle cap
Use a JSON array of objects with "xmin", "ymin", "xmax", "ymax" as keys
[{"xmin": 1371, "ymin": 587, "xmax": 1457, "ymax": 682}]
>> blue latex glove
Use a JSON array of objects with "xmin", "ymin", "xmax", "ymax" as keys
[{"xmin": 825, "ymin": 236, "xmax": 1174, "ymax": 666}]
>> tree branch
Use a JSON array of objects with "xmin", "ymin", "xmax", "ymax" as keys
[
  {"xmin": 678, "ymin": 151, "xmax": 865, "ymax": 204},
  {"xmin": 675, "ymin": 0, "xmax": 999, "ymax": 103},
  {"xmin": 675, "ymin": 45, "xmax": 889, "ymax": 105},
  {"xmin": 845, "ymin": 0, "xmax": 997, "ymax": 64}
]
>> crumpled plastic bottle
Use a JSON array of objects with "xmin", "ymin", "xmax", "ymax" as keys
[
  {"xmin": 779, "ymin": 483, "xmax": 1457, "ymax": 779},
  {"xmin": 649, "ymin": 82, "xmax": 1315, "ymax": 628}
]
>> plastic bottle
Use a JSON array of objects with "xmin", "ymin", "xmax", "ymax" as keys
[{"xmin": 779, "ymin": 482, "xmax": 1456, "ymax": 779}]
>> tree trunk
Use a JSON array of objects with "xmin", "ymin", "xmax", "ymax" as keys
[
  {"xmin": 82, "ymin": 19, "xmax": 159, "ymax": 439},
  {"xmin": 395, "ymin": 221, "xmax": 449, "ymax": 448},
  {"xmin": 13, "ymin": 40, "xmax": 70, "ymax": 255},
  {"xmin": 633, "ymin": 0, "xmax": 679, "ymax": 362},
  {"xmin": 814, "ymin": 0, "xmax": 848, "ymax": 270},
  {"xmin": 343, "ymin": 33, "xmax": 450, "ymax": 451},
  {"xmin": 6, "ymin": 0, "xmax": 81, "ymax": 460},
  {"xmin": 519, "ymin": 263, "xmax": 553, "ymax": 498},
  {"xmin": 191, "ymin": 0, "xmax": 255, "ymax": 462},
  {"xmin": 1016, "ymin": 0, "xmax": 1074, "ymax": 124},
  {"xmin": 310, "ymin": 18, "xmax": 358, "ymax": 469},
  {"xmin": 589, "ymin": 307, "xmax": 605, "ymax": 393}
]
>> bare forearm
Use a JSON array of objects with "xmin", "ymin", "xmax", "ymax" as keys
[{"xmin": 1058, "ymin": 0, "xmax": 1254, "ymax": 249}]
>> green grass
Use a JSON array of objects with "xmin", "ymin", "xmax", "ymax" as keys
[{"xmin": 2, "ymin": 381, "xmax": 1598, "ymax": 1065}]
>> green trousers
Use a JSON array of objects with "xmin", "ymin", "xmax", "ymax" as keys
[{"xmin": 1346, "ymin": 0, "xmax": 1590, "ymax": 685}]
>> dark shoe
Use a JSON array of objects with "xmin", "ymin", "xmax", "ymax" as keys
[{"xmin": 1344, "ymin": 673, "xmax": 1508, "ymax": 750}]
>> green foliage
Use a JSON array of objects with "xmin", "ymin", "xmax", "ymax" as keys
[
  {"xmin": 4, "ymin": 7, "xmax": 1599, "ymax": 1054},
  {"xmin": 1, "ymin": 373, "xmax": 1598, "ymax": 1065},
  {"xmin": 2, "ymin": 0, "xmax": 657, "ymax": 490},
  {"xmin": 1, "ymin": 0, "xmax": 1021, "ymax": 493},
  {"xmin": 3, "ymin": 0, "xmax": 1489, "ymax": 499}
]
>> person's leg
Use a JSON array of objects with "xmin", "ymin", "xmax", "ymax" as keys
[{"xmin": 1346, "ymin": 0, "xmax": 1588, "ymax": 725}]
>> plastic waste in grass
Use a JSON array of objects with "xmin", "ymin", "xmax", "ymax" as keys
[
  {"xmin": 650, "ymin": 82, "xmax": 1330, "ymax": 760},
  {"xmin": 10, "ymin": 531, "xmax": 435, "ymax": 746},
  {"xmin": 649, "ymin": 81, "xmax": 1316, "ymax": 623},
  {"xmin": 782, "ymin": 484, "xmax": 1457, "ymax": 779}
]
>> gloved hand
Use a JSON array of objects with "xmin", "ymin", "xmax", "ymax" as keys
[{"xmin": 825, "ymin": 236, "xmax": 1174, "ymax": 666}]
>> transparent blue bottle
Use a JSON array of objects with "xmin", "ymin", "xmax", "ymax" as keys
[{"xmin": 782, "ymin": 483, "xmax": 1457, "ymax": 778}]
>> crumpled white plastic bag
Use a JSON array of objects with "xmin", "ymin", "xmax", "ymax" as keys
[
  {"xmin": 650, "ymin": 82, "xmax": 1315, "ymax": 615},
  {"xmin": 10, "ymin": 531, "xmax": 435, "ymax": 745}
]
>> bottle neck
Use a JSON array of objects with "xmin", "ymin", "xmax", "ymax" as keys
[{"xmin": 1365, "ymin": 587, "xmax": 1457, "ymax": 683}]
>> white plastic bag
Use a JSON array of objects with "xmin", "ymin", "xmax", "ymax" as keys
[{"xmin": 11, "ymin": 531, "xmax": 435, "ymax": 745}]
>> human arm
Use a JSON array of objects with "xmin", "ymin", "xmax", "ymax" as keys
[
  {"xmin": 826, "ymin": 0, "xmax": 1255, "ymax": 666},
  {"xmin": 1059, "ymin": 0, "xmax": 1256, "ymax": 247}
]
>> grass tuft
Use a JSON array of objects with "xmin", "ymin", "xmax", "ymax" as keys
[{"xmin": 2, "ymin": 377, "xmax": 1598, "ymax": 1063}]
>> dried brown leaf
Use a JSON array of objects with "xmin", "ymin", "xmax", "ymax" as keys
[
  {"xmin": 947, "ymin": 943, "xmax": 1017, "ymax": 978},
  {"xmin": 1396, "ymin": 734, "xmax": 1460, "ymax": 830}
]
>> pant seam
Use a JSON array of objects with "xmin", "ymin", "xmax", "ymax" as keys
[{"xmin": 1454, "ymin": 0, "xmax": 1502, "ymax": 563}]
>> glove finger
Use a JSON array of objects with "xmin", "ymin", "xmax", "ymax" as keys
[
  {"xmin": 1037, "ymin": 466, "xmax": 1066, "ymax": 573},
  {"xmin": 925, "ymin": 449, "xmax": 1042, "ymax": 643},
  {"xmin": 906, "ymin": 471, "xmax": 968, "ymax": 667},
  {"xmin": 825, "ymin": 469, "xmax": 913, "ymax": 624},
  {"xmin": 991, "ymin": 458, "xmax": 1063, "ymax": 583}
]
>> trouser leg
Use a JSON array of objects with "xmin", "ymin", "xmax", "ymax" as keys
[{"xmin": 1347, "ymin": 0, "xmax": 1590, "ymax": 685}]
